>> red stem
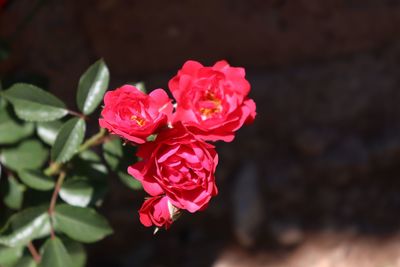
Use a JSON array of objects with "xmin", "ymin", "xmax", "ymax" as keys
[
  {"xmin": 48, "ymin": 171, "xmax": 66, "ymax": 239},
  {"xmin": 27, "ymin": 241, "xmax": 41, "ymax": 264}
]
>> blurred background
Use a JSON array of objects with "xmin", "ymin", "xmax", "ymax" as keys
[{"xmin": 2, "ymin": 0, "xmax": 400, "ymax": 266}]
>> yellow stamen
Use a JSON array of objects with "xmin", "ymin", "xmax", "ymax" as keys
[
  {"xmin": 200, "ymin": 92, "xmax": 222, "ymax": 118},
  {"xmin": 131, "ymin": 115, "xmax": 146, "ymax": 126},
  {"xmin": 200, "ymin": 107, "xmax": 221, "ymax": 117}
]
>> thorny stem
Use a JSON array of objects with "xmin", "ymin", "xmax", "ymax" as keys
[
  {"xmin": 32, "ymin": 129, "xmax": 107, "ymax": 242},
  {"xmin": 44, "ymin": 128, "xmax": 107, "ymax": 176},
  {"xmin": 27, "ymin": 241, "xmax": 41, "ymax": 264},
  {"xmin": 45, "ymin": 128, "xmax": 106, "ymax": 236},
  {"xmin": 48, "ymin": 171, "xmax": 66, "ymax": 239}
]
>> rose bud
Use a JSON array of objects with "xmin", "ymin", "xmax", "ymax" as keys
[
  {"xmin": 99, "ymin": 85, "xmax": 173, "ymax": 144},
  {"xmin": 168, "ymin": 60, "xmax": 256, "ymax": 142},
  {"xmin": 139, "ymin": 196, "xmax": 175, "ymax": 229}
]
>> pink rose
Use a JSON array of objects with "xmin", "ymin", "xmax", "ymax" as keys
[
  {"xmin": 168, "ymin": 60, "xmax": 256, "ymax": 142},
  {"xmin": 99, "ymin": 85, "xmax": 173, "ymax": 144},
  {"xmin": 128, "ymin": 123, "xmax": 218, "ymax": 213},
  {"xmin": 139, "ymin": 196, "xmax": 174, "ymax": 229}
]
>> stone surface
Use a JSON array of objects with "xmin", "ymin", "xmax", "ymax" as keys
[{"xmin": 213, "ymin": 232, "xmax": 400, "ymax": 267}]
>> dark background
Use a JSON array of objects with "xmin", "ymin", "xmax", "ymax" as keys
[{"xmin": 2, "ymin": 0, "xmax": 400, "ymax": 266}]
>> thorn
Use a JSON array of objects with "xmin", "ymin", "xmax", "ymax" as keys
[{"xmin": 153, "ymin": 227, "xmax": 160, "ymax": 235}]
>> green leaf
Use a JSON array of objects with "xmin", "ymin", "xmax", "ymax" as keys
[
  {"xmin": 118, "ymin": 171, "xmax": 142, "ymax": 190},
  {"xmin": 90, "ymin": 182, "xmax": 108, "ymax": 208},
  {"xmin": 18, "ymin": 170, "xmax": 55, "ymax": 191},
  {"xmin": 3, "ymin": 176, "xmax": 25, "ymax": 210},
  {"xmin": 146, "ymin": 134, "xmax": 157, "ymax": 142},
  {"xmin": 71, "ymin": 151, "xmax": 108, "ymax": 183},
  {"xmin": 77, "ymin": 150, "xmax": 108, "ymax": 175},
  {"xmin": 51, "ymin": 118, "xmax": 86, "ymax": 163},
  {"xmin": 13, "ymin": 256, "xmax": 37, "ymax": 267},
  {"xmin": 71, "ymin": 152, "xmax": 109, "ymax": 207},
  {"xmin": 63, "ymin": 239, "xmax": 86, "ymax": 267},
  {"xmin": 0, "ymin": 38, "xmax": 10, "ymax": 62},
  {"xmin": 76, "ymin": 59, "xmax": 110, "ymax": 115},
  {"xmin": 1, "ymin": 84, "xmax": 68, "ymax": 122},
  {"xmin": 59, "ymin": 178, "xmax": 94, "ymax": 207},
  {"xmin": 0, "ymin": 139, "xmax": 49, "ymax": 171},
  {"xmin": 0, "ymin": 95, "xmax": 6, "ymax": 109},
  {"xmin": 0, "ymin": 107, "xmax": 34, "ymax": 145},
  {"xmin": 53, "ymin": 204, "xmax": 113, "ymax": 243},
  {"xmin": 0, "ymin": 245, "xmax": 23, "ymax": 267},
  {"xmin": 102, "ymin": 138, "xmax": 123, "ymax": 171},
  {"xmin": 134, "ymin": 81, "xmax": 146, "ymax": 93},
  {"xmin": 36, "ymin": 120, "xmax": 63, "ymax": 146},
  {"xmin": 103, "ymin": 138, "xmax": 142, "ymax": 190},
  {"xmin": 0, "ymin": 206, "xmax": 51, "ymax": 247},
  {"xmin": 39, "ymin": 237, "xmax": 73, "ymax": 267},
  {"xmin": 79, "ymin": 150, "xmax": 102, "ymax": 162}
]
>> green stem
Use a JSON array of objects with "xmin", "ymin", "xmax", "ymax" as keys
[
  {"xmin": 77, "ymin": 128, "xmax": 106, "ymax": 154},
  {"xmin": 44, "ymin": 128, "xmax": 107, "ymax": 176},
  {"xmin": 44, "ymin": 162, "xmax": 62, "ymax": 176}
]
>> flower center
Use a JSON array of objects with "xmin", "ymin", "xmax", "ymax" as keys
[
  {"xmin": 131, "ymin": 115, "xmax": 146, "ymax": 126},
  {"xmin": 199, "ymin": 92, "xmax": 222, "ymax": 119}
]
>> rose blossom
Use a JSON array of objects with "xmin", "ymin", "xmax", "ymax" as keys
[
  {"xmin": 128, "ymin": 123, "xmax": 218, "ymax": 213},
  {"xmin": 168, "ymin": 60, "xmax": 256, "ymax": 142},
  {"xmin": 139, "ymin": 196, "xmax": 174, "ymax": 229},
  {"xmin": 99, "ymin": 85, "xmax": 173, "ymax": 144}
]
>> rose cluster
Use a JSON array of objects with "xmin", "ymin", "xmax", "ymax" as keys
[{"xmin": 99, "ymin": 60, "xmax": 256, "ymax": 230}]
